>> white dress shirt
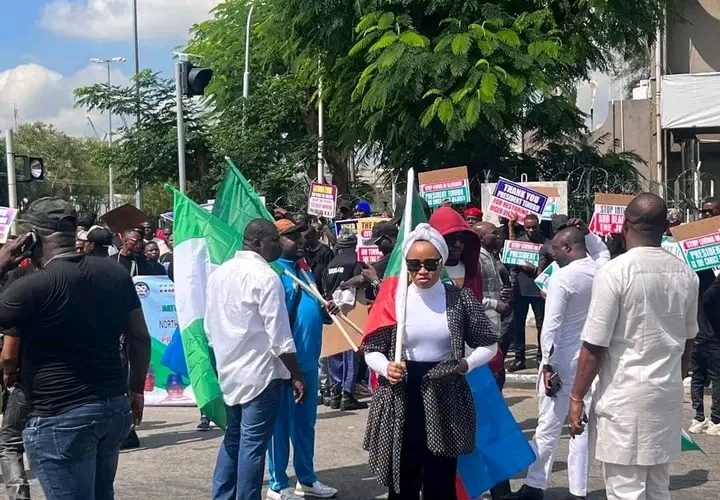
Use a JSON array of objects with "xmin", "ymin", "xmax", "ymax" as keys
[
  {"xmin": 541, "ymin": 256, "xmax": 598, "ymax": 382},
  {"xmin": 582, "ymin": 247, "xmax": 699, "ymax": 465},
  {"xmin": 584, "ymin": 232, "xmax": 611, "ymax": 267},
  {"xmin": 205, "ymin": 251, "xmax": 296, "ymax": 406}
]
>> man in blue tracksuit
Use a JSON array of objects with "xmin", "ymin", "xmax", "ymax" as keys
[{"xmin": 266, "ymin": 219, "xmax": 338, "ymax": 500}]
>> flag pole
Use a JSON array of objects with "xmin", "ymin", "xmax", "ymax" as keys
[
  {"xmin": 298, "ymin": 268, "xmax": 364, "ymax": 335},
  {"xmin": 394, "ymin": 168, "xmax": 415, "ymax": 363}
]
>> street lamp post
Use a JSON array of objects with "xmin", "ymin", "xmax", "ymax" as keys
[
  {"xmin": 132, "ymin": 0, "xmax": 143, "ymax": 209},
  {"xmin": 243, "ymin": 2, "xmax": 256, "ymax": 99},
  {"xmin": 90, "ymin": 57, "xmax": 126, "ymax": 210}
]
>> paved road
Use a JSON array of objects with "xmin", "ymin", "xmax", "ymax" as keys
[{"xmin": 18, "ymin": 389, "xmax": 718, "ymax": 499}]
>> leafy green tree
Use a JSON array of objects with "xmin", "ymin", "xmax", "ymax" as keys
[
  {"xmin": 0, "ymin": 122, "xmax": 109, "ymax": 217},
  {"xmin": 74, "ymin": 70, "xmax": 216, "ymax": 201}
]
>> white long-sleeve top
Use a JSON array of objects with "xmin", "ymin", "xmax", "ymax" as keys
[
  {"xmin": 365, "ymin": 281, "xmax": 497, "ymax": 378},
  {"xmin": 205, "ymin": 251, "xmax": 296, "ymax": 406},
  {"xmin": 540, "ymin": 256, "xmax": 598, "ymax": 382}
]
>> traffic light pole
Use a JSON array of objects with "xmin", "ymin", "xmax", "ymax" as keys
[
  {"xmin": 5, "ymin": 130, "xmax": 17, "ymax": 211},
  {"xmin": 175, "ymin": 61, "xmax": 187, "ymax": 194}
]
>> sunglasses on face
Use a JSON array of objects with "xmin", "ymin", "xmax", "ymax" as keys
[{"xmin": 406, "ymin": 258, "xmax": 442, "ymax": 272}]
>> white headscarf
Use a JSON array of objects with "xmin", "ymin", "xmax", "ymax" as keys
[{"xmin": 402, "ymin": 223, "xmax": 449, "ymax": 263}]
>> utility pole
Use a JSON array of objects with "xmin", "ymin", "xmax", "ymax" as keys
[
  {"xmin": 106, "ymin": 61, "xmax": 115, "ymax": 209},
  {"xmin": 132, "ymin": 0, "xmax": 143, "ymax": 209},
  {"xmin": 175, "ymin": 61, "xmax": 187, "ymax": 194},
  {"xmin": 317, "ymin": 73, "xmax": 324, "ymax": 183}
]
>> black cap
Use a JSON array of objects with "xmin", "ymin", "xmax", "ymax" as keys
[
  {"xmin": 20, "ymin": 197, "xmax": 77, "ymax": 232},
  {"xmin": 336, "ymin": 231, "xmax": 358, "ymax": 249},
  {"xmin": 86, "ymin": 226, "xmax": 113, "ymax": 247},
  {"xmin": 366, "ymin": 221, "xmax": 398, "ymax": 246},
  {"xmin": 551, "ymin": 214, "xmax": 570, "ymax": 231}
]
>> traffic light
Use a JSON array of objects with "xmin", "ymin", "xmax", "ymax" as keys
[{"xmin": 179, "ymin": 61, "xmax": 213, "ymax": 97}]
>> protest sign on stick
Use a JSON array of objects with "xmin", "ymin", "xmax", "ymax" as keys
[
  {"xmin": 308, "ymin": 182, "xmax": 337, "ymax": 218},
  {"xmin": 418, "ymin": 166, "xmax": 471, "ymax": 208},
  {"xmin": 355, "ymin": 216, "xmax": 390, "ymax": 264},
  {"xmin": 670, "ymin": 215, "xmax": 720, "ymax": 271},
  {"xmin": 488, "ymin": 178, "xmax": 549, "ymax": 220}
]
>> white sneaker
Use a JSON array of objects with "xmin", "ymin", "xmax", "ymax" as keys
[
  {"xmin": 706, "ymin": 421, "xmax": 720, "ymax": 436},
  {"xmin": 689, "ymin": 418, "xmax": 710, "ymax": 434},
  {"xmin": 267, "ymin": 487, "xmax": 304, "ymax": 500},
  {"xmin": 294, "ymin": 480, "xmax": 338, "ymax": 498}
]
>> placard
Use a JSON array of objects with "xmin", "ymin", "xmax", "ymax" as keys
[
  {"xmin": 501, "ymin": 240, "xmax": 542, "ymax": 266},
  {"xmin": 588, "ymin": 193, "xmax": 635, "ymax": 235},
  {"xmin": 488, "ymin": 178, "xmax": 549, "ymax": 219},
  {"xmin": 356, "ymin": 217, "xmax": 390, "ymax": 264},
  {"xmin": 418, "ymin": 166, "xmax": 471, "ymax": 208},
  {"xmin": 0, "ymin": 207, "xmax": 18, "ymax": 244},
  {"xmin": 308, "ymin": 182, "xmax": 337, "ymax": 218},
  {"xmin": 321, "ymin": 291, "xmax": 369, "ymax": 357},
  {"xmin": 334, "ymin": 218, "xmax": 358, "ymax": 236},
  {"xmin": 661, "ymin": 235, "xmax": 687, "ymax": 263},
  {"xmin": 534, "ymin": 261, "xmax": 559, "ymax": 291},
  {"xmin": 480, "ymin": 181, "xmax": 568, "ymax": 224},
  {"xmin": 670, "ymin": 216, "xmax": 720, "ymax": 271}
]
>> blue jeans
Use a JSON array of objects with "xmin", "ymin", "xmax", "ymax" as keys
[
  {"xmin": 212, "ymin": 379, "xmax": 284, "ymax": 500},
  {"xmin": 328, "ymin": 350, "xmax": 357, "ymax": 393},
  {"xmin": 22, "ymin": 395, "xmax": 132, "ymax": 500},
  {"xmin": 268, "ymin": 368, "xmax": 318, "ymax": 492}
]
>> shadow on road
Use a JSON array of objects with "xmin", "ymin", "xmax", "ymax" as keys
[
  {"xmin": 310, "ymin": 463, "xmax": 386, "ymax": 499},
  {"xmin": 670, "ymin": 468, "xmax": 709, "ymax": 491},
  {"xmin": 122, "ymin": 428, "xmax": 220, "ymax": 453},
  {"xmin": 138, "ymin": 419, "xmax": 193, "ymax": 431},
  {"xmin": 506, "ymin": 395, "xmax": 532, "ymax": 407}
]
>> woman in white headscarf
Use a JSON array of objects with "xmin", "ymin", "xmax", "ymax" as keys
[{"xmin": 362, "ymin": 224, "xmax": 499, "ymax": 500}]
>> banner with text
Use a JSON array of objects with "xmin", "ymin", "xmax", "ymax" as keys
[
  {"xmin": 308, "ymin": 182, "xmax": 338, "ymax": 218},
  {"xmin": 489, "ymin": 178, "xmax": 548, "ymax": 219},
  {"xmin": 418, "ymin": 166, "xmax": 471, "ymax": 208},
  {"xmin": 501, "ymin": 240, "xmax": 542, "ymax": 267},
  {"xmin": 0, "ymin": 207, "xmax": 18, "ymax": 244},
  {"xmin": 534, "ymin": 261, "xmax": 559, "ymax": 292},
  {"xmin": 480, "ymin": 181, "xmax": 568, "ymax": 224},
  {"xmin": 661, "ymin": 235, "xmax": 687, "ymax": 263},
  {"xmin": 134, "ymin": 275, "xmax": 196, "ymax": 407}
]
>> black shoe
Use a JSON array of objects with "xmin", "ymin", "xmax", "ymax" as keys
[
  {"xmin": 329, "ymin": 388, "xmax": 342, "ymax": 410},
  {"xmin": 507, "ymin": 359, "xmax": 527, "ymax": 373},
  {"xmin": 121, "ymin": 429, "xmax": 140, "ymax": 450},
  {"xmin": 566, "ymin": 495, "xmax": 585, "ymax": 500},
  {"xmin": 196, "ymin": 416, "xmax": 211, "ymax": 431},
  {"xmin": 339, "ymin": 392, "xmax": 368, "ymax": 411},
  {"xmin": 505, "ymin": 484, "xmax": 544, "ymax": 500},
  {"xmin": 322, "ymin": 386, "xmax": 333, "ymax": 406}
]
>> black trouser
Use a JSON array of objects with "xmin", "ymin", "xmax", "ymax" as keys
[
  {"xmin": 0, "ymin": 385, "xmax": 32, "ymax": 500},
  {"xmin": 691, "ymin": 339, "xmax": 720, "ymax": 424},
  {"xmin": 389, "ymin": 361, "xmax": 457, "ymax": 500},
  {"xmin": 510, "ymin": 296, "xmax": 545, "ymax": 362}
]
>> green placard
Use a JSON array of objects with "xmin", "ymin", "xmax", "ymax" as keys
[{"xmin": 502, "ymin": 240, "xmax": 542, "ymax": 267}]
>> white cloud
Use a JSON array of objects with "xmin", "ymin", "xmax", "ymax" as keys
[
  {"xmin": 41, "ymin": 0, "xmax": 220, "ymax": 41},
  {"xmin": 0, "ymin": 63, "xmax": 130, "ymax": 136}
]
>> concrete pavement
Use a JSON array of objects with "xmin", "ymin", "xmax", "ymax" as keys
[{"xmin": 16, "ymin": 389, "xmax": 718, "ymax": 499}]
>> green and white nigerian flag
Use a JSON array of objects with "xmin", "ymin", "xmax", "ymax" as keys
[
  {"xmin": 170, "ymin": 185, "xmax": 244, "ymax": 430},
  {"xmin": 681, "ymin": 429, "xmax": 704, "ymax": 453}
]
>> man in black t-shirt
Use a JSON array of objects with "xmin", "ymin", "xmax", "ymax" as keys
[
  {"xmin": 114, "ymin": 229, "xmax": 149, "ymax": 276},
  {"xmin": 0, "ymin": 197, "xmax": 151, "ymax": 500},
  {"xmin": 321, "ymin": 232, "xmax": 367, "ymax": 411}
]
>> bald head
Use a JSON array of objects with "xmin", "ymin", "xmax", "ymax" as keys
[
  {"xmin": 624, "ymin": 193, "xmax": 668, "ymax": 246},
  {"xmin": 551, "ymin": 226, "xmax": 587, "ymax": 267},
  {"xmin": 243, "ymin": 219, "xmax": 282, "ymax": 262},
  {"xmin": 472, "ymin": 222, "xmax": 500, "ymax": 252}
]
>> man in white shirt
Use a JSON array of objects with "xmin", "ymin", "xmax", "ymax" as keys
[
  {"xmin": 569, "ymin": 193, "xmax": 698, "ymax": 500},
  {"xmin": 206, "ymin": 219, "xmax": 306, "ymax": 500},
  {"xmin": 509, "ymin": 227, "xmax": 598, "ymax": 500}
]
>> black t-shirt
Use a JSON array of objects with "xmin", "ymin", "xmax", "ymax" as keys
[
  {"xmin": 305, "ymin": 244, "xmax": 335, "ymax": 294},
  {"xmin": 0, "ymin": 255, "xmax": 141, "ymax": 416},
  {"xmin": 145, "ymin": 260, "xmax": 168, "ymax": 276},
  {"xmin": 113, "ymin": 253, "xmax": 150, "ymax": 276},
  {"xmin": 322, "ymin": 251, "xmax": 362, "ymax": 299}
]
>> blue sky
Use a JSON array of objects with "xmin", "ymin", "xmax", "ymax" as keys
[{"xmin": 0, "ymin": 0, "xmax": 218, "ymax": 135}]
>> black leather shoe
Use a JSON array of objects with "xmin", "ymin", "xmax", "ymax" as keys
[
  {"xmin": 121, "ymin": 429, "xmax": 140, "ymax": 450},
  {"xmin": 504, "ymin": 484, "xmax": 544, "ymax": 499},
  {"xmin": 339, "ymin": 392, "xmax": 368, "ymax": 411},
  {"xmin": 507, "ymin": 359, "xmax": 527, "ymax": 373}
]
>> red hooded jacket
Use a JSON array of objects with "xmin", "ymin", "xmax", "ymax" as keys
[
  {"xmin": 430, "ymin": 207, "xmax": 504, "ymax": 374},
  {"xmin": 429, "ymin": 207, "xmax": 483, "ymax": 302}
]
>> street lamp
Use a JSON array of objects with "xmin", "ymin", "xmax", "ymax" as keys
[
  {"xmin": 90, "ymin": 57, "xmax": 126, "ymax": 210},
  {"xmin": 243, "ymin": 2, "xmax": 256, "ymax": 99}
]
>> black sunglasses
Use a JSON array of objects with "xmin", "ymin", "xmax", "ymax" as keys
[{"xmin": 406, "ymin": 258, "xmax": 442, "ymax": 272}]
